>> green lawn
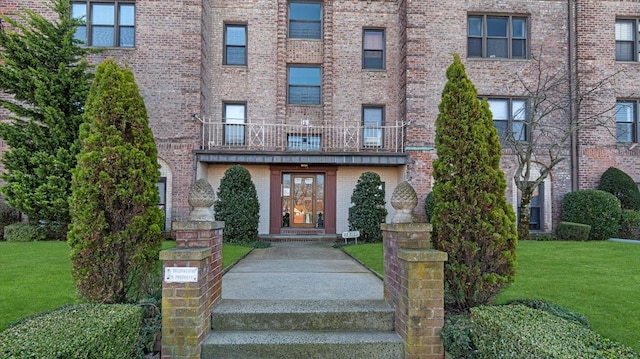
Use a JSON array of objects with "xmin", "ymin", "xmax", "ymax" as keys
[
  {"xmin": 343, "ymin": 240, "xmax": 640, "ymax": 352},
  {"xmin": 0, "ymin": 240, "xmax": 252, "ymax": 331}
]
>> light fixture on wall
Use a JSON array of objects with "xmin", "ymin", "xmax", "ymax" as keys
[
  {"xmin": 629, "ymin": 143, "xmax": 638, "ymax": 151},
  {"xmin": 191, "ymin": 114, "xmax": 202, "ymax": 121},
  {"xmin": 301, "ymin": 164, "xmax": 308, "ymax": 168}
]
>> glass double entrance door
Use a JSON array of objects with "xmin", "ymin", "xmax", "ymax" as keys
[{"xmin": 282, "ymin": 173, "xmax": 325, "ymax": 228}]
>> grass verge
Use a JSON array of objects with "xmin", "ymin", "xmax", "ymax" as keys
[
  {"xmin": 0, "ymin": 240, "xmax": 252, "ymax": 331},
  {"xmin": 343, "ymin": 240, "xmax": 640, "ymax": 352}
]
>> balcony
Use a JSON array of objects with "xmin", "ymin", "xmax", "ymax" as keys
[{"xmin": 199, "ymin": 119, "xmax": 405, "ymax": 153}]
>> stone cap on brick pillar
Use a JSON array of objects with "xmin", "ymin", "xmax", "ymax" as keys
[
  {"xmin": 159, "ymin": 247, "xmax": 212, "ymax": 261},
  {"xmin": 188, "ymin": 178, "xmax": 216, "ymax": 221},
  {"xmin": 397, "ymin": 248, "xmax": 448, "ymax": 263},
  {"xmin": 390, "ymin": 181, "xmax": 418, "ymax": 224}
]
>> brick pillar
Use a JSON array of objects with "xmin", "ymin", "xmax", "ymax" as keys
[
  {"xmin": 160, "ymin": 221, "xmax": 224, "ymax": 359},
  {"xmin": 382, "ymin": 223, "xmax": 447, "ymax": 359}
]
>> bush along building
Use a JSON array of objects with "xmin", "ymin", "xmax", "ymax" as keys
[{"xmin": 2, "ymin": 0, "xmax": 639, "ymax": 238}]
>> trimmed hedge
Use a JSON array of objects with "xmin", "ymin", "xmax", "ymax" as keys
[
  {"xmin": 3, "ymin": 223, "xmax": 48, "ymax": 242},
  {"xmin": 0, "ymin": 304, "xmax": 143, "ymax": 359},
  {"xmin": 598, "ymin": 167, "xmax": 640, "ymax": 210},
  {"xmin": 561, "ymin": 190, "xmax": 621, "ymax": 240},
  {"xmin": 555, "ymin": 221, "xmax": 591, "ymax": 241},
  {"xmin": 470, "ymin": 305, "xmax": 638, "ymax": 359},
  {"xmin": 502, "ymin": 298, "xmax": 589, "ymax": 328},
  {"xmin": 619, "ymin": 209, "xmax": 640, "ymax": 240}
]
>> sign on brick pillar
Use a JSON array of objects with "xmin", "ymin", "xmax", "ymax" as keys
[{"xmin": 160, "ymin": 248, "xmax": 212, "ymax": 359}]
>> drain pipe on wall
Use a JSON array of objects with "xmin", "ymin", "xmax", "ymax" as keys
[{"xmin": 568, "ymin": 0, "xmax": 579, "ymax": 191}]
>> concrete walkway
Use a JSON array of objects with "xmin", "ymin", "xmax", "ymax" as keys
[{"xmin": 222, "ymin": 241, "xmax": 384, "ymax": 301}]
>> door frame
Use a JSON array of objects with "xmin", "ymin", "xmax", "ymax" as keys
[{"xmin": 269, "ymin": 165, "xmax": 337, "ymax": 234}]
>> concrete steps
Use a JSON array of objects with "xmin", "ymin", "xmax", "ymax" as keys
[{"xmin": 202, "ymin": 299, "xmax": 403, "ymax": 359}]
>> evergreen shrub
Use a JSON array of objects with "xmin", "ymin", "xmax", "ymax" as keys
[
  {"xmin": 424, "ymin": 191, "xmax": 435, "ymax": 223},
  {"xmin": 561, "ymin": 190, "xmax": 621, "ymax": 240},
  {"xmin": 3, "ymin": 222, "xmax": 47, "ymax": 242},
  {"xmin": 0, "ymin": 200, "xmax": 20, "ymax": 240},
  {"xmin": 432, "ymin": 54, "xmax": 517, "ymax": 312},
  {"xmin": 68, "ymin": 59, "xmax": 163, "ymax": 304},
  {"xmin": 502, "ymin": 298, "xmax": 589, "ymax": 328},
  {"xmin": 598, "ymin": 167, "xmax": 640, "ymax": 210},
  {"xmin": 214, "ymin": 165, "xmax": 260, "ymax": 244},
  {"xmin": 555, "ymin": 221, "xmax": 591, "ymax": 241},
  {"xmin": 348, "ymin": 172, "xmax": 387, "ymax": 243},
  {"xmin": 619, "ymin": 209, "xmax": 640, "ymax": 240},
  {"xmin": 0, "ymin": 304, "xmax": 142, "ymax": 359},
  {"xmin": 469, "ymin": 305, "xmax": 638, "ymax": 359}
]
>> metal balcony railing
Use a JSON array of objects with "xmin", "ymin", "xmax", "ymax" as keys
[{"xmin": 199, "ymin": 119, "xmax": 405, "ymax": 152}]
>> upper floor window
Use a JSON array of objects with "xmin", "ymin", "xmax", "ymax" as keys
[
  {"xmin": 223, "ymin": 103, "xmax": 246, "ymax": 146},
  {"xmin": 288, "ymin": 66, "xmax": 321, "ymax": 105},
  {"xmin": 468, "ymin": 15, "xmax": 527, "ymax": 59},
  {"xmin": 486, "ymin": 98, "xmax": 528, "ymax": 141},
  {"xmin": 363, "ymin": 29, "xmax": 385, "ymax": 69},
  {"xmin": 616, "ymin": 101, "xmax": 637, "ymax": 143},
  {"xmin": 289, "ymin": 2, "xmax": 321, "ymax": 39},
  {"xmin": 224, "ymin": 24, "xmax": 247, "ymax": 66},
  {"xmin": 362, "ymin": 106, "xmax": 384, "ymax": 147},
  {"xmin": 72, "ymin": 1, "xmax": 135, "ymax": 47},
  {"xmin": 616, "ymin": 19, "xmax": 638, "ymax": 61}
]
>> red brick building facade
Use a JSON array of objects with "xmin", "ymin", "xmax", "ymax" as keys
[{"xmin": 2, "ymin": 0, "xmax": 639, "ymax": 236}]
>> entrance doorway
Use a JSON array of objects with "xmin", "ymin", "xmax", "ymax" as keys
[{"xmin": 281, "ymin": 173, "xmax": 325, "ymax": 229}]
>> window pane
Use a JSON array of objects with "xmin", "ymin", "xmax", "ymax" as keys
[
  {"xmin": 616, "ymin": 20, "xmax": 634, "ymax": 41},
  {"xmin": 92, "ymin": 4, "xmax": 115, "ymax": 25},
  {"xmin": 468, "ymin": 16, "xmax": 482, "ymax": 37},
  {"xmin": 226, "ymin": 47, "xmax": 246, "ymax": 65},
  {"xmin": 289, "ymin": 67, "xmax": 321, "ymax": 85},
  {"xmin": 290, "ymin": 2, "xmax": 321, "ymax": 20},
  {"xmin": 72, "ymin": 3, "xmax": 86, "ymax": 19},
  {"xmin": 363, "ymin": 108, "xmax": 383, "ymax": 125},
  {"xmin": 512, "ymin": 121, "xmax": 526, "ymax": 141},
  {"xmin": 74, "ymin": 26, "xmax": 87, "ymax": 43},
  {"xmin": 225, "ymin": 104, "xmax": 245, "ymax": 123},
  {"xmin": 494, "ymin": 120, "xmax": 508, "ymax": 137},
  {"xmin": 488, "ymin": 99, "xmax": 508, "ymax": 119},
  {"xmin": 119, "ymin": 26, "xmax": 134, "ymax": 47},
  {"xmin": 617, "ymin": 123, "xmax": 634, "ymax": 142},
  {"xmin": 512, "ymin": 100, "xmax": 526, "ymax": 120},
  {"xmin": 616, "ymin": 42, "xmax": 634, "ymax": 61},
  {"xmin": 364, "ymin": 30, "xmax": 384, "ymax": 50},
  {"xmin": 512, "ymin": 18, "xmax": 526, "ymax": 38},
  {"xmin": 92, "ymin": 26, "xmax": 115, "ymax": 46},
  {"xmin": 289, "ymin": 86, "xmax": 321, "ymax": 105},
  {"xmin": 617, "ymin": 102, "xmax": 634, "ymax": 123},
  {"xmin": 226, "ymin": 26, "xmax": 246, "ymax": 46},
  {"xmin": 119, "ymin": 4, "xmax": 135, "ymax": 26},
  {"xmin": 487, "ymin": 38, "xmax": 508, "ymax": 57},
  {"xmin": 289, "ymin": 22, "xmax": 321, "ymax": 39},
  {"xmin": 468, "ymin": 38, "xmax": 482, "ymax": 57},
  {"xmin": 364, "ymin": 51, "xmax": 383, "ymax": 69},
  {"xmin": 512, "ymin": 39, "xmax": 526, "ymax": 58},
  {"xmin": 487, "ymin": 17, "xmax": 507, "ymax": 37}
]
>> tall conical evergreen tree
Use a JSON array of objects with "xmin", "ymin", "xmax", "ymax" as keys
[
  {"xmin": 432, "ymin": 54, "xmax": 517, "ymax": 313},
  {"xmin": 348, "ymin": 171, "xmax": 387, "ymax": 242},
  {"xmin": 68, "ymin": 59, "xmax": 162, "ymax": 304},
  {"xmin": 214, "ymin": 165, "xmax": 260, "ymax": 244},
  {"xmin": 0, "ymin": 0, "xmax": 92, "ymax": 231}
]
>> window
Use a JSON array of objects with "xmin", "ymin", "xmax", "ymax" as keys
[
  {"xmin": 288, "ymin": 66, "xmax": 321, "ymax": 105},
  {"xmin": 486, "ymin": 98, "xmax": 528, "ymax": 141},
  {"xmin": 156, "ymin": 177, "xmax": 167, "ymax": 231},
  {"xmin": 223, "ymin": 103, "xmax": 246, "ymax": 145},
  {"xmin": 616, "ymin": 19, "xmax": 637, "ymax": 61},
  {"xmin": 72, "ymin": 1, "xmax": 135, "ymax": 47},
  {"xmin": 518, "ymin": 183, "xmax": 544, "ymax": 231},
  {"xmin": 287, "ymin": 135, "xmax": 321, "ymax": 150},
  {"xmin": 362, "ymin": 106, "xmax": 384, "ymax": 147},
  {"xmin": 224, "ymin": 24, "xmax": 247, "ymax": 65},
  {"xmin": 289, "ymin": 2, "xmax": 321, "ymax": 39},
  {"xmin": 468, "ymin": 15, "xmax": 527, "ymax": 59},
  {"xmin": 616, "ymin": 101, "xmax": 637, "ymax": 143},
  {"xmin": 363, "ymin": 29, "xmax": 385, "ymax": 69}
]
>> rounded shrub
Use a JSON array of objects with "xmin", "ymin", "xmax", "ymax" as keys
[
  {"xmin": 618, "ymin": 209, "xmax": 640, "ymax": 240},
  {"xmin": 561, "ymin": 190, "xmax": 621, "ymax": 240},
  {"xmin": 598, "ymin": 167, "xmax": 640, "ymax": 210},
  {"xmin": 214, "ymin": 165, "xmax": 260, "ymax": 244},
  {"xmin": 348, "ymin": 172, "xmax": 387, "ymax": 243}
]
